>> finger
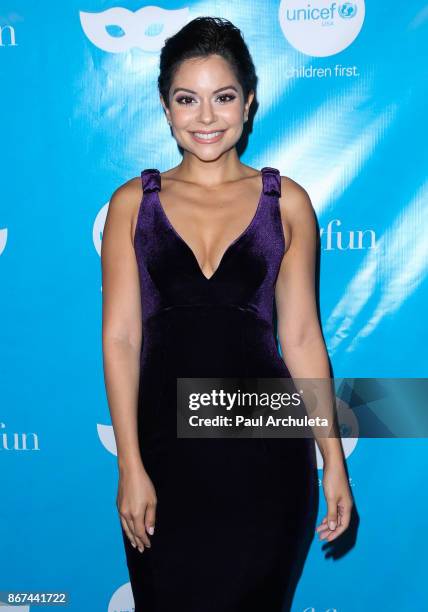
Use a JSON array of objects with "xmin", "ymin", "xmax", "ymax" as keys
[
  {"xmin": 145, "ymin": 501, "xmax": 157, "ymax": 537},
  {"xmin": 133, "ymin": 513, "xmax": 152, "ymax": 549},
  {"xmin": 320, "ymin": 503, "xmax": 352, "ymax": 540},
  {"xmin": 338, "ymin": 508, "xmax": 342, "ymax": 527},
  {"xmin": 315, "ymin": 516, "xmax": 327, "ymax": 530},
  {"xmin": 318, "ymin": 527, "xmax": 334, "ymax": 540},
  {"xmin": 315, "ymin": 516, "xmax": 328, "ymax": 532},
  {"xmin": 129, "ymin": 515, "xmax": 147, "ymax": 552},
  {"xmin": 326, "ymin": 501, "xmax": 338, "ymax": 531},
  {"xmin": 338, "ymin": 503, "xmax": 352, "ymax": 530},
  {"xmin": 322, "ymin": 522, "xmax": 347, "ymax": 541},
  {"xmin": 121, "ymin": 516, "xmax": 137, "ymax": 548},
  {"xmin": 316, "ymin": 522, "xmax": 328, "ymax": 532}
]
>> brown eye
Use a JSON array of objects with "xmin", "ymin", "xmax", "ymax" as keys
[
  {"xmin": 176, "ymin": 96, "xmax": 195, "ymax": 105},
  {"xmin": 217, "ymin": 94, "xmax": 236, "ymax": 103}
]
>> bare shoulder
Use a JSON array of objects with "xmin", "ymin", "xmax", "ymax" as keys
[
  {"xmin": 279, "ymin": 175, "xmax": 315, "ymax": 219},
  {"xmin": 103, "ymin": 176, "xmax": 143, "ymax": 244},
  {"xmin": 277, "ymin": 176, "xmax": 317, "ymax": 251},
  {"xmin": 109, "ymin": 175, "xmax": 142, "ymax": 211}
]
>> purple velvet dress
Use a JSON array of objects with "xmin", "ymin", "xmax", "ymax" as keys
[{"xmin": 122, "ymin": 167, "xmax": 319, "ymax": 611}]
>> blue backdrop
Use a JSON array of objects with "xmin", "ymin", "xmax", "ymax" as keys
[{"xmin": 1, "ymin": 1, "xmax": 427, "ymax": 610}]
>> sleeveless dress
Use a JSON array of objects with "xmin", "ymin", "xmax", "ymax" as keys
[{"xmin": 121, "ymin": 166, "xmax": 319, "ymax": 612}]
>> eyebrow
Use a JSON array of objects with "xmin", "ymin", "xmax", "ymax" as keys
[{"xmin": 171, "ymin": 85, "xmax": 239, "ymax": 96}]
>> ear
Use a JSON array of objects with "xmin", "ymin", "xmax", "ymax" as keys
[
  {"xmin": 244, "ymin": 90, "xmax": 255, "ymax": 118},
  {"xmin": 159, "ymin": 94, "xmax": 171, "ymax": 124}
]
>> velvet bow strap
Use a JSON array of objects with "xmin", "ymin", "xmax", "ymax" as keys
[
  {"xmin": 261, "ymin": 167, "xmax": 281, "ymax": 197},
  {"xmin": 141, "ymin": 168, "xmax": 161, "ymax": 193}
]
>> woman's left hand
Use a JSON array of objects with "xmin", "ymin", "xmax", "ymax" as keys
[{"xmin": 316, "ymin": 460, "xmax": 354, "ymax": 542}]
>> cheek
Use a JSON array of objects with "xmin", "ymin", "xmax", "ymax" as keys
[
  {"xmin": 219, "ymin": 105, "xmax": 244, "ymax": 125},
  {"xmin": 170, "ymin": 106, "xmax": 197, "ymax": 126}
]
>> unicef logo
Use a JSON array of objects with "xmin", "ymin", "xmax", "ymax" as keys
[
  {"xmin": 338, "ymin": 2, "xmax": 357, "ymax": 18},
  {"xmin": 279, "ymin": 0, "xmax": 365, "ymax": 57}
]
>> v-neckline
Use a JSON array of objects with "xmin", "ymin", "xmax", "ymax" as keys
[{"xmin": 154, "ymin": 170, "xmax": 265, "ymax": 282}]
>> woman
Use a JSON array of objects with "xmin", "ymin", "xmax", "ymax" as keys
[{"xmin": 101, "ymin": 16, "xmax": 353, "ymax": 612}]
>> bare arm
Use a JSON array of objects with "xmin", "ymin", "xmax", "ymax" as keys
[
  {"xmin": 101, "ymin": 178, "xmax": 144, "ymax": 472},
  {"xmin": 275, "ymin": 176, "xmax": 353, "ymax": 541},
  {"xmin": 101, "ymin": 178, "xmax": 157, "ymax": 553},
  {"xmin": 275, "ymin": 176, "xmax": 342, "ymax": 462}
]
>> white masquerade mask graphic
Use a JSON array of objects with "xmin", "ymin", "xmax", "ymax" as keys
[{"xmin": 79, "ymin": 6, "xmax": 190, "ymax": 53}]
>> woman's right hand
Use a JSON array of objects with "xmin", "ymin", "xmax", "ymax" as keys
[{"xmin": 116, "ymin": 462, "xmax": 157, "ymax": 553}]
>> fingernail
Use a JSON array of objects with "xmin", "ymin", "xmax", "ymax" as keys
[
  {"xmin": 329, "ymin": 521, "xmax": 336, "ymax": 530},
  {"xmin": 148, "ymin": 526, "xmax": 154, "ymax": 535},
  {"xmin": 138, "ymin": 546, "xmax": 144, "ymax": 553},
  {"xmin": 131, "ymin": 542, "xmax": 137, "ymax": 548}
]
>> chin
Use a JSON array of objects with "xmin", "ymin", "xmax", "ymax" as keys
[{"xmin": 185, "ymin": 138, "xmax": 238, "ymax": 158}]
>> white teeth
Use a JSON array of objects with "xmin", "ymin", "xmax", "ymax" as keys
[{"xmin": 193, "ymin": 131, "xmax": 222, "ymax": 139}]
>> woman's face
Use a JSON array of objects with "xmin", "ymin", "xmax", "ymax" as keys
[{"xmin": 161, "ymin": 53, "xmax": 254, "ymax": 161}]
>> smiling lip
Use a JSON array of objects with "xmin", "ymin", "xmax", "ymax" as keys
[{"xmin": 191, "ymin": 130, "xmax": 225, "ymax": 144}]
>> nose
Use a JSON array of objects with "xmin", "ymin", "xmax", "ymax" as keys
[{"xmin": 197, "ymin": 98, "xmax": 217, "ymax": 124}]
